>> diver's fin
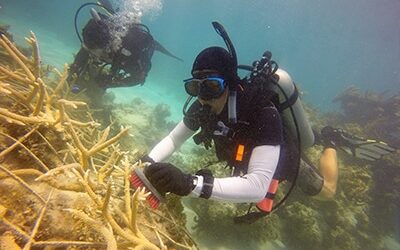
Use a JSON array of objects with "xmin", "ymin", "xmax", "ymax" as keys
[
  {"xmin": 153, "ymin": 40, "xmax": 184, "ymax": 62},
  {"xmin": 342, "ymin": 139, "xmax": 396, "ymax": 161},
  {"xmin": 320, "ymin": 126, "xmax": 396, "ymax": 161}
]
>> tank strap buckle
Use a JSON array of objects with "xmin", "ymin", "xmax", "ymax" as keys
[{"xmin": 278, "ymin": 84, "xmax": 299, "ymax": 112}]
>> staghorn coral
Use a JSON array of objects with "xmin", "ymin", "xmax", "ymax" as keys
[{"xmin": 0, "ymin": 31, "xmax": 195, "ymax": 249}]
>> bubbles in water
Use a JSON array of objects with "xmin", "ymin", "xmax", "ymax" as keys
[
  {"xmin": 116, "ymin": 0, "xmax": 163, "ymax": 22},
  {"xmin": 106, "ymin": 0, "xmax": 163, "ymax": 52}
]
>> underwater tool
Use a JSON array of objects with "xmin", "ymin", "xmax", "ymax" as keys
[{"xmin": 130, "ymin": 168, "xmax": 165, "ymax": 209}]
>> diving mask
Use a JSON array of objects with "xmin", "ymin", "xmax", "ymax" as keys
[{"xmin": 184, "ymin": 77, "xmax": 226, "ymax": 100}]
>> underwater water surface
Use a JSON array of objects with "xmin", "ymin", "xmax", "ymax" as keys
[{"xmin": 1, "ymin": 0, "xmax": 399, "ymax": 250}]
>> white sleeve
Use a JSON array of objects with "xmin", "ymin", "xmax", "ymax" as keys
[
  {"xmin": 148, "ymin": 121, "xmax": 195, "ymax": 162},
  {"xmin": 190, "ymin": 145, "xmax": 280, "ymax": 203}
]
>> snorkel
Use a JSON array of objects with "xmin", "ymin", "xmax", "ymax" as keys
[
  {"xmin": 183, "ymin": 22, "xmax": 239, "ymax": 124},
  {"xmin": 211, "ymin": 22, "xmax": 238, "ymax": 124}
]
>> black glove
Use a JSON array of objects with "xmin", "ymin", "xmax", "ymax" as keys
[
  {"xmin": 144, "ymin": 163, "xmax": 195, "ymax": 196},
  {"xmin": 140, "ymin": 154, "xmax": 155, "ymax": 164},
  {"xmin": 320, "ymin": 126, "xmax": 350, "ymax": 149}
]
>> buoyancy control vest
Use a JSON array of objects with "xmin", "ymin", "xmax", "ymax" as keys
[
  {"xmin": 190, "ymin": 80, "xmax": 282, "ymax": 175},
  {"xmin": 192, "ymin": 68, "xmax": 313, "ymax": 177},
  {"xmin": 213, "ymin": 86, "xmax": 281, "ymax": 175}
]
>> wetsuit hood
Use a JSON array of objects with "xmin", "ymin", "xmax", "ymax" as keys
[
  {"xmin": 82, "ymin": 18, "xmax": 111, "ymax": 50},
  {"xmin": 191, "ymin": 46, "xmax": 237, "ymax": 80}
]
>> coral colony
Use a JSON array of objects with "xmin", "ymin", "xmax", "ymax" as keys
[{"xmin": 0, "ymin": 31, "xmax": 194, "ymax": 249}]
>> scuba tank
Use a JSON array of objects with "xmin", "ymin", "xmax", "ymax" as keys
[
  {"xmin": 235, "ymin": 51, "xmax": 313, "ymax": 223},
  {"xmin": 269, "ymin": 68, "xmax": 314, "ymax": 149},
  {"xmin": 239, "ymin": 52, "xmax": 314, "ymax": 150}
]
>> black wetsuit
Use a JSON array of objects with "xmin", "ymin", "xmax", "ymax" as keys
[
  {"xmin": 69, "ymin": 23, "xmax": 154, "ymax": 89},
  {"xmin": 183, "ymin": 82, "xmax": 285, "ymax": 176}
]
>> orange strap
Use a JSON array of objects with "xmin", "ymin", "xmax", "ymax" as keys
[
  {"xmin": 256, "ymin": 179, "xmax": 280, "ymax": 213},
  {"xmin": 235, "ymin": 144, "xmax": 245, "ymax": 161},
  {"xmin": 268, "ymin": 179, "xmax": 279, "ymax": 193}
]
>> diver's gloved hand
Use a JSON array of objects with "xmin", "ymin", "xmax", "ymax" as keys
[
  {"xmin": 144, "ymin": 163, "xmax": 196, "ymax": 196},
  {"xmin": 140, "ymin": 154, "xmax": 155, "ymax": 164},
  {"xmin": 320, "ymin": 126, "xmax": 350, "ymax": 149}
]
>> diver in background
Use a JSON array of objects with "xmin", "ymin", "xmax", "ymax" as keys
[
  {"xmin": 68, "ymin": 2, "xmax": 182, "ymax": 93},
  {"xmin": 132, "ymin": 22, "xmax": 395, "ymax": 223}
]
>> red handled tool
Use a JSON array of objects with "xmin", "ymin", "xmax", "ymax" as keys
[{"xmin": 130, "ymin": 168, "xmax": 165, "ymax": 209}]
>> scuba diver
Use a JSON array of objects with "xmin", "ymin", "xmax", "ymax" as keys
[
  {"xmin": 131, "ymin": 22, "xmax": 396, "ymax": 223},
  {"xmin": 68, "ymin": 1, "xmax": 183, "ymax": 93}
]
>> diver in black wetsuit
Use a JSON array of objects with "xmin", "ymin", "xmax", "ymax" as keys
[
  {"xmin": 130, "ymin": 22, "xmax": 396, "ymax": 223},
  {"xmin": 69, "ymin": 5, "xmax": 182, "ymax": 93}
]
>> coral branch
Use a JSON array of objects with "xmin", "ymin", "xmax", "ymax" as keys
[
  {"xmin": 98, "ymin": 151, "xmax": 122, "ymax": 184},
  {"xmin": 22, "ymin": 189, "xmax": 54, "ymax": 250},
  {"xmin": 88, "ymin": 127, "xmax": 129, "ymax": 155},
  {"xmin": 32, "ymin": 241, "xmax": 106, "ymax": 248},
  {"xmin": 0, "ymin": 33, "xmax": 30, "ymax": 64},
  {"xmin": 0, "ymin": 169, "xmax": 43, "ymax": 180},
  {"xmin": 32, "ymin": 78, "xmax": 46, "ymax": 116},
  {"xmin": 0, "ymin": 65, "xmax": 34, "ymax": 86},
  {"xmin": 124, "ymin": 162, "xmax": 133, "ymax": 229},
  {"xmin": 34, "ymin": 130, "xmax": 65, "ymax": 163},
  {"xmin": 0, "ymin": 164, "xmax": 46, "ymax": 204},
  {"xmin": 51, "ymin": 163, "xmax": 80, "ymax": 175},
  {"xmin": 141, "ymin": 222, "xmax": 192, "ymax": 250},
  {"xmin": 64, "ymin": 209, "xmax": 117, "ymax": 250},
  {"xmin": 0, "ymin": 131, "xmax": 50, "ymax": 172},
  {"xmin": 48, "ymin": 65, "xmax": 69, "ymax": 105},
  {"xmin": 0, "ymin": 35, "xmax": 35, "ymax": 81},
  {"xmin": 130, "ymin": 188, "xmax": 149, "ymax": 239},
  {"xmin": 27, "ymin": 32, "xmax": 41, "ymax": 79},
  {"xmin": 0, "ymin": 108, "xmax": 43, "ymax": 125},
  {"xmin": 102, "ymin": 184, "xmax": 112, "ymax": 214},
  {"xmin": 0, "ymin": 126, "xmax": 38, "ymax": 160}
]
